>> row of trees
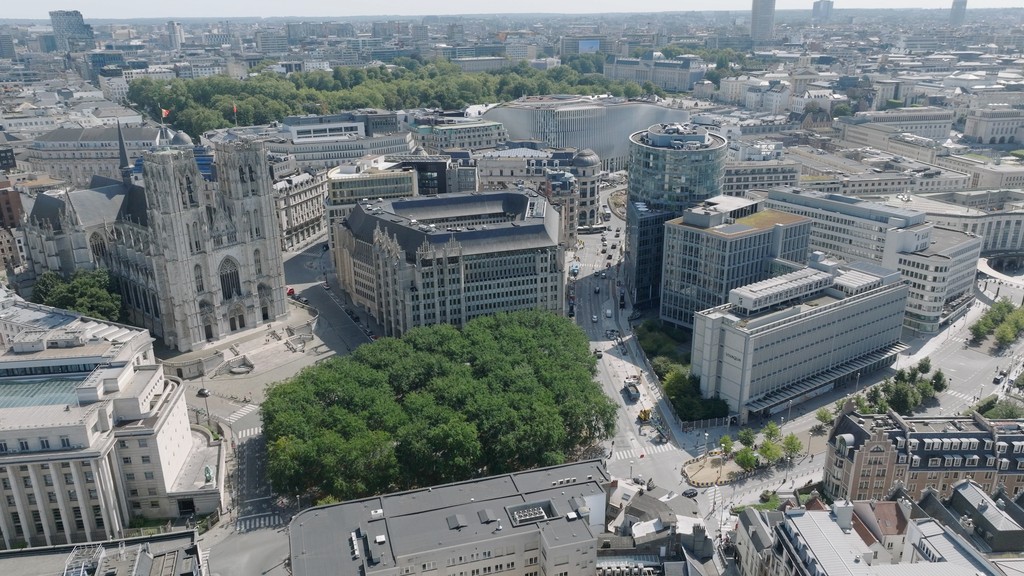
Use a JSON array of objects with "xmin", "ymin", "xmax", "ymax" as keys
[
  {"xmin": 970, "ymin": 298, "xmax": 1024, "ymax": 348},
  {"xmin": 31, "ymin": 270, "xmax": 123, "ymax": 322},
  {"xmin": 261, "ymin": 310, "xmax": 617, "ymax": 503},
  {"xmin": 718, "ymin": 421, "xmax": 805, "ymax": 473},
  {"xmin": 128, "ymin": 59, "xmax": 664, "ymax": 138}
]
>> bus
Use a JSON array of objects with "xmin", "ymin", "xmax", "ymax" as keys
[{"xmin": 579, "ymin": 224, "xmax": 608, "ymax": 234}]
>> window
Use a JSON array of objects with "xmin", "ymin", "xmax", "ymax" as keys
[
  {"xmin": 60, "ymin": 436, "xmax": 70, "ymax": 448},
  {"xmin": 137, "ymin": 439, "xmax": 148, "ymax": 448},
  {"xmin": 118, "ymin": 440, "xmax": 128, "ymax": 449},
  {"xmin": 0, "ymin": 441, "xmax": 7, "ymax": 453},
  {"xmin": 141, "ymin": 456, "xmax": 151, "ymax": 464},
  {"xmin": 125, "ymin": 473, "xmax": 135, "ymax": 481},
  {"xmin": 144, "ymin": 471, "xmax": 155, "ymax": 480},
  {"xmin": 254, "ymin": 250, "xmax": 262, "ymax": 275},
  {"xmin": 194, "ymin": 265, "xmax": 204, "ymax": 293},
  {"xmin": 219, "ymin": 259, "xmax": 241, "ymax": 298},
  {"xmin": 122, "ymin": 457, "xmax": 132, "ymax": 465},
  {"xmin": 18, "ymin": 439, "xmax": 28, "ymax": 451},
  {"xmin": 150, "ymin": 501, "xmax": 160, "ymax": 508},
  {"xmin": 64, "ymin": 473, "xmax": 73, "ymax": 485}
]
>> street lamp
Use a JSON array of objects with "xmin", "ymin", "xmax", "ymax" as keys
[
  {"xmin": 704, "ymin": 432, "xmax": 709, "ymax": 460},
  {"xmin": 629, "ymin": 460, "xmax": 634, "ymax": 479},
  {"xmin": 855, "ymin": 372, "xmax": 862, "ymax": 394},
  {"xmin": 198, "ymin": 391, "xmax": 211, "ymax": 427},
  {"xmin": 787, "ymin": 400, "xmax": 793, "ymax": 426}
]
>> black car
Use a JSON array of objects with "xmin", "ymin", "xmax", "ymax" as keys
[{"xmin": 683, "ymin": 488, "xmax": 698, "ymax": 498}]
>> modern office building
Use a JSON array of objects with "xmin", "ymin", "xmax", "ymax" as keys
[
  {"xmin": 0, "ymin": 289, "xmax": 223, "ymax": 548},
  {"xmin": 692, "ymin": 256, "xmax": 908, "ymax": 423},
  {"xmin": 48, "ymin": 10, "xmax": 94, "ymax": 53},
  {"xmin": 603, "ymin": 54, "xmax": 708, "ymax": 92},
  {"xmin": 476, "ymin": 144, "xmax": 602, "ymax": 228},
  {"xmin": 289, "ymin": 460, "xmax": 608, "ymax": 576},
  {"xmin": 26, "ymin": 126, "xmax": 178, "ymax": 188},
  {"xmin": 761, "ymin": 188, "xmax": 981, "ymax": 333},
  {"xmin": 409, "ymin": 116, "xmax": 508, "ymax": 153},
  {"xmin": 722, "ymin": 160, "xmax": 800, "ymax": 196},
  {"xmin": 0, "ymin": 35, "xmax": 15, "ymax": 60},
  {"xmin": 324, "ymin": 156, "xmax": 420, "ymax": 249},
  {"xmin": 661, "ymin": 196, "xmax": 811, "ymax": 328},
  {"xmin": 19, "ymin": 138, "xmax": 288, "ymax": 353},
  {"xmin": 812, "ymin": 0, "xmax": 834, "ymax": 24},
  {"xmin": 624, "ymin": 123, "xmax": 728, "ymax": 309},
  {"xmin": 950, "ymin": 0, "xmax": 968, "ymax": 28},
  {"xmin": 484, "ymin": 95, "xmax": 691, "ymax": 171},
  {"xmin": 334, "ymin": 190, "xmax": 565, "ymax": 337},
  {"xmin": 624, "ymin": 202, "xmax": 675, "ymax": 307},
  {"xmin": 825, "ymin": 404, "xmax": 1024, "ymax": 504},
  {"xmin": 166, "ymin": 21, "xmax": 184, "ymax": 51},
  {"xmin": 750, "ymin": 0, "xmax": 777, "ymax": 44},
  {"xmin": 560, "ymin": 35, "xmax": 613, "ymax": 56},
  {"xmin": 202, "ymin": 113, "xmax": 414, "ymax": 171}
]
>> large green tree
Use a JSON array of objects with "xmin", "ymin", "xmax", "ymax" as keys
[
  {"xmin": 261, "ymin": 310, "xmax": 617, "ymax": 501},
  {"xmin": 31, "ymin": 269, "xmax": 122, "ymax": 322}
]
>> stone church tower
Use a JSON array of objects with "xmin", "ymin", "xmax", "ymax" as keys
[{"xmin": 142, "ymin": 140, "xmax": 286, "ymax": 351}]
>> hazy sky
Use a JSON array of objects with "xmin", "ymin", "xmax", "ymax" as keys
[{"xmin": 11, "ymin": 0, "xmax": 1022, "ymax": 20}]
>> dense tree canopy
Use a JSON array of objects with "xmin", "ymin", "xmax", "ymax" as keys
[
  {"xmin": 128, "ymin": 59, "xmax": 656, "ymax": 138},
  {"xmin": 261, "ymin": 310, "xmax": 617, "ymax": 502},
  {"xmin": 31, "ymin": 270, "xmax": 122, "ymax": 322}
]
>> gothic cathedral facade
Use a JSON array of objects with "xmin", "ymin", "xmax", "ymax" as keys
[{"xmin": 21, "ymin": 139, "xmax": 287, "ymax": 353}]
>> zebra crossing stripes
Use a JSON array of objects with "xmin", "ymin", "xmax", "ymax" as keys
[
  {"xmin": 944, "ymin": 390, "xmax": 973, "ymax": 402},
  {"xmin": 614, "ymin": 442, "xmax": 676, "ymax": 461},
  {"xmin": 235, "ymin": 512, "xmax": 284, "ymax": 532},
  {"xmin": 225, "ymin": 404, "xmax": 258, "ymax": 424},
  {"xmin": 235, "ymin": 427, "xmax": 263, "ymax": 440}
]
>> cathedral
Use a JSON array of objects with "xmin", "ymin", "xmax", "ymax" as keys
[{"xmin": 18, "ymin": 127, "xmax": 288, "ymax": 352}]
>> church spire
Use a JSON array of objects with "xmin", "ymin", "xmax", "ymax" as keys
[{"xmin": 117, "ymin": 121, "xmax": 132, "ymax": 186}]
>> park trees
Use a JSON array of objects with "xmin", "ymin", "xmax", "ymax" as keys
[
  {"xmin": 31, "ymin": 270, "xmax": 122, "ymax": 322},
  {"xmin": 261, "ymin": 310, "xmax": 617, "ymax": 503}
]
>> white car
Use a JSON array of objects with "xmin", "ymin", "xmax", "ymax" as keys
[{"xmin": 592, "ymin": 315, "xmax": 599, "ymax": 323}]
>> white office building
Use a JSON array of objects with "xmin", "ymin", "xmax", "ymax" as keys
[
  {"xmin": 761, "ymin": 188, "xmax": 981, "ymax": 333},
  {"xmin": 692, "ymin": 256, "xmax": 908, "ymax": 423},
  {"xmin": 844, "ymin": 107, "xmax": 955, "ymax": 141},
  {"xmin": 0, "ymin": 289, "xmax": 222, "ymax": 549}
]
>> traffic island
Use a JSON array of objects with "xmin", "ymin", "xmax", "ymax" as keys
[{"xmin": 681, "ymin": 452, "xmax": 743, "ymax": 487}]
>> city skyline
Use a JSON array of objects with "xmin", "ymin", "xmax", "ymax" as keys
[{"xmin": 5, "ymin": 0, "xmax": 1022, "ymax": 20}]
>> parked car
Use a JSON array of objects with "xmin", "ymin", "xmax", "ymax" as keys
[
  {"xmin": 592, "ymin": 315, "xmax": 598, "ymax": 323},
  {"xmin": 683, "ymin": 488, "xmax": 698, "ymax": 498},
  {"xmin": 197, "ymin": 388, "xmax": 211, "ymax": 398}
]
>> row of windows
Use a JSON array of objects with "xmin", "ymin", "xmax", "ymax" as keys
[{"xmin": 0, "ymin": 435, "xmax": 73, "ymax": 453}]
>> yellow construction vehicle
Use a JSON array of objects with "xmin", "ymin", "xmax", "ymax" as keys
[{"xmin": 638, "ymin": 408, "xmax": 652, "ymax": 422}]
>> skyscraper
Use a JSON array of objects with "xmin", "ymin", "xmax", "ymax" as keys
[
  {"xmin": 812, "ymin": 0, "xmax": 834, "ymax": 24},
  {"xmin": 751, "ymin": 0, "xmax": 777, "ymax": 43},
  {"xmin": 950, "ymin": 0, "xmax": 967, "ymax": 28},
  {"xmin": 48, "ymin": 10, "xmax": 94, "ymax": 53},
  {"xmin": 167, "ymin": 21, "xmax": 184, "ymax": 51}
]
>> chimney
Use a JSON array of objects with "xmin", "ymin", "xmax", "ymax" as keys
[{"xmin": 833, "ymin": 500, "xmax": 854, "ymax": 531}]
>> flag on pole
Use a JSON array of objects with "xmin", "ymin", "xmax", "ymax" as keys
[{"xmin": 161, "ymin": 108, "xmax": 170, "ymax": 118}]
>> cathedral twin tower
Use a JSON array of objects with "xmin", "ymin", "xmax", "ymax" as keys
[{"xmin": 21, "ymin": 138, "xmax": 288, "ymax": 353}]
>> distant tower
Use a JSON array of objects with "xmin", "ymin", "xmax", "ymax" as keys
[
  {"xmin": 751, "ymin": 0, "xmax": 777, "ymax": 44},
  {"xmin": 950, "ymin": 0, "xmax": 967, "ymax": 28},
  {"xmin": 48, "ymin": 10, "xmax": 94, "ymax": 52},
  {"xmin": 167, "ymin": 21, "xmax": 184, "ymax": 51},
  {"xmin": 812, "ymin": 0, "xmax": 834, "ymax": 24}
]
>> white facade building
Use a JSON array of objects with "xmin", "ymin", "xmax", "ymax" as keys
[
  {"xmin": 761, "ymin": 188, "xmax": 980, "ymax": 333},
  {"xmin": 964, "ymin": 107, "xmax": 1024, "ymax": 145},
  {"xmin": 0, "ymin": 290, "xmax": 222, "ymax": 549},
  {"xmin": 848, "ymin": 107, "xmax": 955, "ymax": 141},
  {"xmin": 692, "ymin": 257, "xmax": 908, "ymax": 423}
]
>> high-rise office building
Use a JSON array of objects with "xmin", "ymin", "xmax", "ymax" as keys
[
  {"xmin": 166, "ymin": 21, "xmax": 184, "ymax": 51},
  {"xmin": 48, "ymin": 10, "xmax": 94, "ymax": 53},
  {"xmin": 624, "ymin": 123, "xmax": 727, "ymax": 308},
  {"xmin": 750, "ymin": 0, "xmax": 777, "ymax": 43},
  {"xmin": 0, "ymin": 34, "xmax": 15, "ymax": 60},
  {"xmin": 950, "ymin": 0, "xmax": 967, "ymax": 28},
  {"xmin": 812, "ymin": 0, "xmax": 834, "ymax": 24}
]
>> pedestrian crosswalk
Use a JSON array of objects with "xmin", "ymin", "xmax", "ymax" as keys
[
  {"xmin": 235, "ymin": 426, "xmax": 263, "ymax": 440},
  {"xmin": 200, "ymin": 550, "xmax": 210, "ymax": 570},
  {"xmin": 225, "ymin": 404, "xmax": 258, "ymax": 424},
  {"xmin": 614, "ymin": 442, "xmax": 676, "ymax": 460},
  {"xmin": 235, "ymin": 512, "xmax": 284, "ymax": 532},
  {"xmin": 944, "ymin": 390, "xmax": 974, "ymax": 402}
]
